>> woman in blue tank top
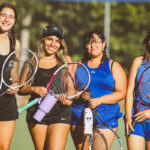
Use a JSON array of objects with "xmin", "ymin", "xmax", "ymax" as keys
[
  {"xmin": 70, "ymin": 30, "xmax": 127, "ymax": 150},
  {"xmin": 125, "ymin": 32, "xmax": 150, "ymax": 150}
]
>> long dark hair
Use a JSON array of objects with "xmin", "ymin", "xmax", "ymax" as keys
[
  {"xmin": 143, "ymin": 31, "xmax": 150, "ymax": 61},
  {"xmin": 82, "ymin": 30, "xmax": 107, "ymax": 65},
  {"xmin": 0, "ymin": 3, "xmax": 17, "ymax": 50}
]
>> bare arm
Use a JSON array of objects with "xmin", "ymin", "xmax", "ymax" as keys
[
  {"xmin": 15, "ymin": 39, "xmax": 21, "ymax": 50},
  {"xmin": 125, "ymin": 56, "xmax": 142, "ymax": 132},
  {"xmin": 66, "ymin": 55, "xmax": 72, "ymax": 63},
  {"xmin": 88, "ymin": 60, "xmax": 127, "ymax": 109},
  {"xmin": 19, "ymin": 83, "xmax": 47, "ymax": 97}
]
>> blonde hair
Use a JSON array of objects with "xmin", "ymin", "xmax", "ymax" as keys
[{"xmin": 36, "ymin": 36, "xmax": 68, "ymax": 66}]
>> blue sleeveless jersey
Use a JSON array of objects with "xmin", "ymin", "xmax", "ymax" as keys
[
  {"xmin": 71, "ymin": 58, "xmax": 122, "ymax": 126},
  {"xmin": 85, "ymin": 58, "xmax": 115, "ymax": 98},
  {"xmin": 133, "ymin": 59, "xmax": 150, "ymax": 122}
]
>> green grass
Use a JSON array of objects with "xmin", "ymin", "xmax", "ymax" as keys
[{"xmin": 10, "ymin": 112, "xmax": 127, "ymax": 150}]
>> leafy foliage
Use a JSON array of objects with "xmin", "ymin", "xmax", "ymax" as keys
[{"xmin": 1, "ymin": 1, "xmax": 150, "ymax": 74}]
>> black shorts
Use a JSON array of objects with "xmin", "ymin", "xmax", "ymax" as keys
[
  {"xmin": 0, "ymin": 94, "xmax": 18, "ymax": 121},
  {"xmin": 26, "ymin": 101, "xmax": 71, "ymax": 125}
]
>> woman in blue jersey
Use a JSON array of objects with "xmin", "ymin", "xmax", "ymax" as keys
[
  {"xmin": 0, "ymin": 3, "xmax": 20, "ymax": 150},
  {"xmin": 19, "ymin": 24, "xmax": 72, "ymax": 150},
  {"xmin": 125, "ymin": 32, "xmax": 150, "ymax": 150},
  {"xmin": 70, "ymin": 30, "xmax": 127, "ymax": 150}
]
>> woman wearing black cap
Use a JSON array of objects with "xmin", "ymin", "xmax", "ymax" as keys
[
  {"xmin": 20, "ymin": 24, "xmax": 72, "ymax": 150},
  {"xmin": 125, "ymin": 32, "xmax": 150, "ymax": 150}
]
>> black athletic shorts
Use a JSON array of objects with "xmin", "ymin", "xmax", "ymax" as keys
[
  {"xmin": 0, "ymin": 94, "xmax": 18, "ymax": 121},
  {"xmin": 26, "ymin": 100, "xmax": 71, "ymax": 125}
]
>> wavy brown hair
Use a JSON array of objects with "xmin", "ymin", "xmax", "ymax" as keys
[{"xmin": 37, "ymin": 36, "xmax": 68, "ymax": 66}]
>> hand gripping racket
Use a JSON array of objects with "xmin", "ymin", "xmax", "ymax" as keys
[
  {"xmin": 18, "ymin": 62, "xmax": 91, "ymax": 115},
  {"xmin": 127, "ymin": 65, "xmax": 150, "ymax": 137},
  {"xmin": 0, "ymin": 48, "xmax": 38, "ymax": 96},
  {"xmin": 83, "ymin": 89, "xmax": 123, "ymax": 150}
]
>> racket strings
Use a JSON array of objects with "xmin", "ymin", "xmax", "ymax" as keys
[
  {"xmin": 49, "ymin": 67, "xmax": 74, "ymax": 96},
  {"xmin": 19, "ymin": 62, "xmax": 34, "ymax": 85},
  {"xmin": 17, "ymin": 52, "xmax": 37, "ymax": 85},
  {"xmin": 48, "ymin": 63, "xmax": 90, "ymax": 98},
  {"xmin": 0, "ymin": 49, "xmax": 38, "ymax": 96},
  {"xmin": 74, "ymin": 64, "xmax": 90, "ymax": 91},
  {"xmin": 90, "ymin": 127, "xmax": 122, "ymax": 150},
  {"xmin": 90, "ymin": 128, "xmax": 108, "ymax": 150},
  {"xmin": 3, "ymin": 56, "xmax": 19, "ymax": 85},
  {"xmin": 140, "ymin": 67, "xmax": 150, "ymax": 104},
  {"xmin": 95, "ymin": 112, "xmax": 123, "ymax": 150}
]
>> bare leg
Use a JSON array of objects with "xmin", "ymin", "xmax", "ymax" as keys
[
  {"xmin": 93, "ymin": 127, "xmax": 117, "ymax": 150},
  {"xmin": 127, "ymin": 134, "xmax": 144, "ymax": 150},
  {"xmin": 91, "ymin": 129, "xmax": 109, "ymax": 150},
  {"xmin": 0, "ymin": 121, "xmax": 15, "ymax": 150},
  {"xmin": 27, "ymin": 123, "xmax": 47, "ymax": 150},
  {"xmin": 82, "ymin": 136, "xmax": 90, "ymax": 150},
  {"xmin": 146, "ymin": 141, "xmax": 150, "ymax": 150},
  {"xmin": 46, "ymin": 123, "xmax": 70, "ymax": 150},
  {"xmin": 70, "ymin": 125, "xmax": 85, "ymax": 150}
]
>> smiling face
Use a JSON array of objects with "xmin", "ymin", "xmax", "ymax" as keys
[
  {"xmin": 44, "ymin": 35, "xmax": 61, "ymax": 56},
  {"xmin": 85, "ymin": 33, "xmax": 106, "ymax": 58},
  {"xmin": 0, "ymin": 7, "xmax": 16, "ymax": 33}
]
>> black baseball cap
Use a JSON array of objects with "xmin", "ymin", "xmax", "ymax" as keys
[{"xmin": 41, "ymin": 25, "xmax": 64, "ymax": 39}]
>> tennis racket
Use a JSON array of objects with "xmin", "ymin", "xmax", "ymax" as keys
[
  {"xmin": 126, "ymin": 65, "xmax": 150, "ymax": 137},
  {"xmin": 125, "ymin": 117, "xmax": 138, "ymax": 137},
  {"xmin": 83, "ymin": 107, "xmax": 108, "ymax": 150},
  {"xmin": 93, "ymin": 111, "xmax": 123, "ymax": 150},
  {"xmin": 0, "ymin": 48, "xmax": 38, "ymax": 96},
  {"xmin": 18, "ymin": 62, "xmax": 91, "ymax": 114},
  {"xmin": 83, "ymin": 89, "xmax": 123, "ymax": 150}
]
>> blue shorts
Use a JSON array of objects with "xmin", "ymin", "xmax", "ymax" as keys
[
  {"xmin": 71, "ymin": 102, "xmax": 122, "ymax": 129},
  {"xmin": 131, "ymin": 122, "xmax": 150, "ymax": 141}
]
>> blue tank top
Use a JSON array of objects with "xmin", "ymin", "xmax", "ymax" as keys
[
  {"xmin": 133, "ymin": 58, "xmax": 150, "ymax": 122},
  {"xmin": 85, "ymin": 58, "xmax": 115, "ymax": 98},
  {"xmin": 71, "ymin": 58, "xmax": 122, "ymax": 123},
  {"xmin": 85, "ymin": 58, "xmax": 121, "ymax": 114}
]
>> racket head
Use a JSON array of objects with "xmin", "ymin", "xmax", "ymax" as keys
[
  {"xmin": 89, "ymin": 126, "xmax": 123, "ymax": 150},
  {"xmin": 94, "ymin": 111, "xmax": 123, "ymax": 150},
  {"xmin": 0, "ymin": 48, "xmax": 38, "ymax": 95},
  {"xmin": 140, "ymin": 66, "xmax": 150, "ymax": 105},
  {"xmin": 89, "ymin": 128, "xmax": 108, "ymax": 150},
  {"xmin": 47, "ymin": 62, "xmax": 91, "ymax": 99}
]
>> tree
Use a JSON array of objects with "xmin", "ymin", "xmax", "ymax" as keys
[{"xmin": 2, "ymin": 1, "xmax": 150, "ymax": 74}]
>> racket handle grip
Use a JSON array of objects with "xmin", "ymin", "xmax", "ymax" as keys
[
  {"xmin": 33, "ymin": 93, "xmax": 58, "ymax": 122},
  {"xmin": 86, "ymin": 88, "xmax": 91, "ymax": 97},
  {"xmin": 18, "ymin": 98, "xmax": 38, "ymax": 114},
  {"xmin": 126, "ymin": 117, "xmax": 137, "ymax": 137},
  {"xmin": 84, "ymin": 107, "xmax": 93, "ymax": 136}
]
